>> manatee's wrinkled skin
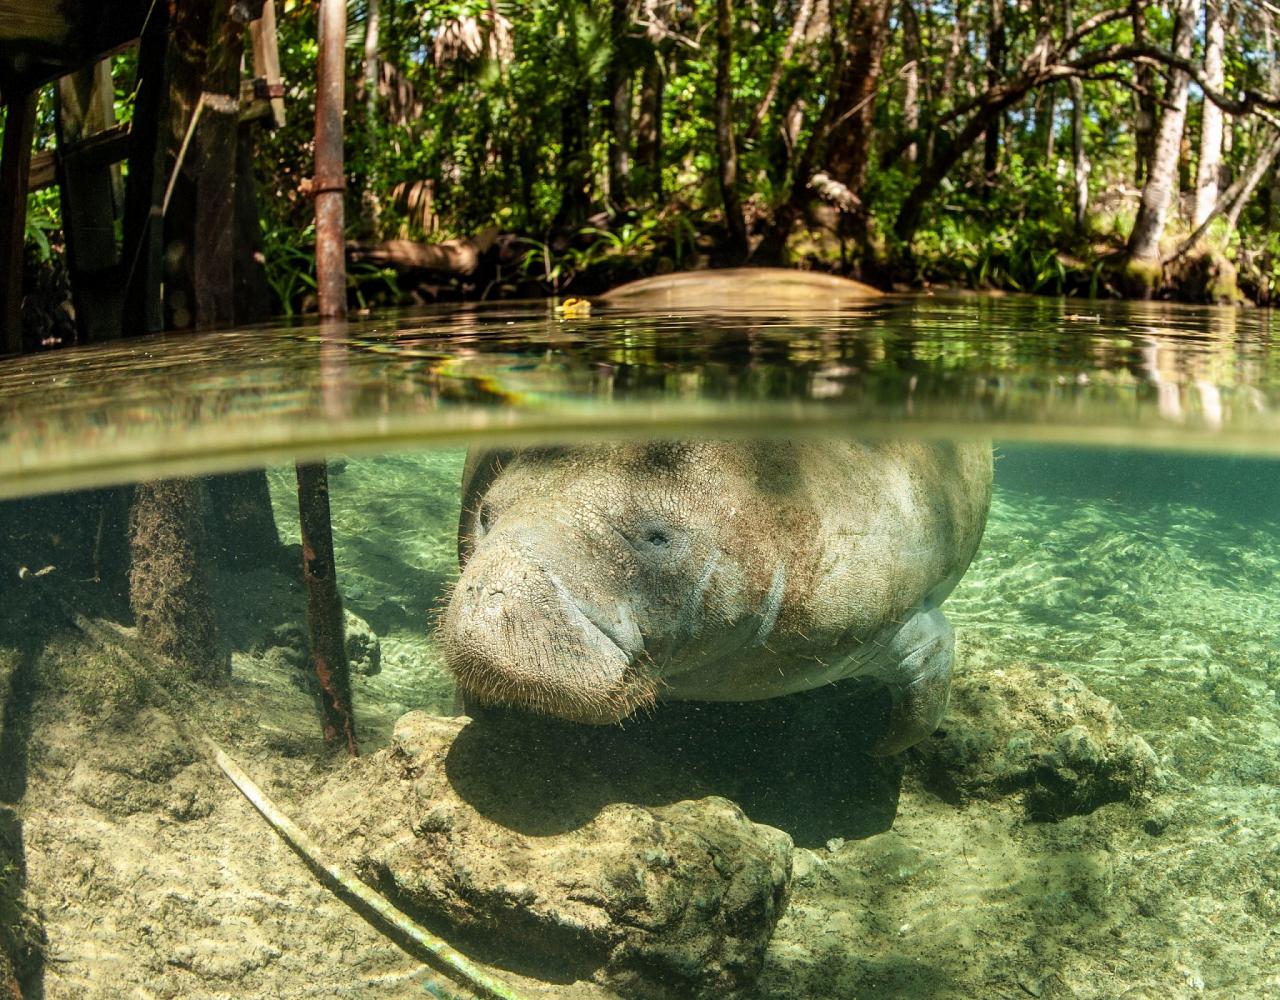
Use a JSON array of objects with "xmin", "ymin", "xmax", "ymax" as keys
[{"xmin": 439, "ymin": 440, "xmax": 992, "ymax": 753}]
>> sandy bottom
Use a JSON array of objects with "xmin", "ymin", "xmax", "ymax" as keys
[{"xmin": 2, "ymin": 446, "xmax": 1278, "ymax": 999}]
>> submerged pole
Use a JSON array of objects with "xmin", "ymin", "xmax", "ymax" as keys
[
  {"xmin": 314, "ymin": 0, "xmax": 347, "ymax": 319},
  {"xmin": 296, "ymin": 462, "xmax": 358, "ymax": 755},
  {"xmin": 301, "ymin": 0, "xmax": 354, "ymax": 754}
]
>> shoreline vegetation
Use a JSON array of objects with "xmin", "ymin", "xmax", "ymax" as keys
[
  {"xmin": 16, "ymin": 0, "xmax": 1280, "ymax": 340},
  {"xmin": 255, "ymin": 0, "xmax": 1280, "ymax": 314}
]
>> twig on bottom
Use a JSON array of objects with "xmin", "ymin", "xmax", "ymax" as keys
[{"xmin": 207, "ymin": 739, "xmax": 529, "ymax": 1000}]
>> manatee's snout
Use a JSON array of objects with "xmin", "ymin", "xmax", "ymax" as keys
[{"xmin": 439, "ymin": 537, "xmax": 655, "ymax": 725}]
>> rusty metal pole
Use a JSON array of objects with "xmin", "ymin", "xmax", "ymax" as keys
[
  {"xmin": 297, "ymin": 0, "xmax": 355, "ymax": 754},
  {"xmin": 314, "ymin": 0, "xmax": 347, "ymax": 319},
  {"xmin": 297, "ymin": 461, "xmax": 358, "ymax": 755}
]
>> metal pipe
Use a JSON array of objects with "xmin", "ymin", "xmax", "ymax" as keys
[
  {"xmin": 314, "ymin": 0, "xmax": 347, "ymax": 319},
  {"xmin": 296, "ymin": 460, "xmax": 358, "ymax": 755}
]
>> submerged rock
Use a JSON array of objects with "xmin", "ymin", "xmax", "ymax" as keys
[
  {"xmin": 304, "ymin": 712, "xmax": 794, "ymax": 998},
  {"xmin": 343, "ymin": 609, "xmax": 382, "ymax": 676},
  {"xmin": 908, "ymin": 664, "xmax": 1165, "ymax": 821},
  {"xmin": 260, "ymin": 610, "xmax": 381, "ymax": 676}
]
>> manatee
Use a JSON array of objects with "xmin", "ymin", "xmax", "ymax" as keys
[
  {"xmin": 439, "ymin": 440, "xmax": 992, "ymax": 753},
  {"xmin": 600, "ymin": 267, "xmax": 881, "ymax": 309}
]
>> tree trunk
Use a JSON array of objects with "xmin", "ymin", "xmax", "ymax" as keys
[
  {"xmin": 714, "ymin": 0, "xmax": 748, "ymax": 256},
  {"xmin": 635, "ymin": 55, "xmax": 664, "ymax": 202},
  {"xmin": 1192, "ymin": 0, "xmax": 1225, "ymax": 228},
  {"xmin": 777, "ymin": 0, "xmax": 890, "ymax": 258},
  {"xmin": 1065, "ymin": 0, "xmax": 1088, "ymax": 229},
  {"xmin": 364, "ymin": 0, "xmax": 381, "ymax": 127},
  {"xmin": 55, "ymin": 61, "xmax": 123, "ymax": 344},
  {"xmin": 360, "ymin": 0, "xmax": 382, "ymax": 229},
  {"xmin": 1040, "ymin": 84, "xmax": 1056, "ymax": 162},
  {"xmin": 1170, "ymin": 129, "xmax": 1280, "ymax": 263},
  {"xmin": 1068, "ymin": 76, "xmax": 1088, "ymax": 228},
  {"xmin": 745, "ymin": 0, "xmax": 815, "ymax": 143},
  {"xmin": 193, "ymin": 0, "xmax": 245, "ymax": 329},
  {"xmin": 129, "ymin": 479, "xmax": 226, "ymax": 682},
  {"xmin": 902, "ymin": 0, "xmax": 920, "ymax": 164},
  {"xmin": 234, "ymin": 122, "xmax": 273, "ymax": 321},
  {"xmin": 1126, "ymin": 0, "xmax": 1198, "ymax": 281},
  {"xmin": 895, "ymin": 99, "xmax": 1006, "ymax": 245},
  {"xmin": 555, "ymin": 80, "xmax": 594, "ymax": 227},
  {"xmin": 1223, "ymin": 134, "xmax": 1280, "ymax": 233},
  {"xmin": 1270, "ymin": 17, "xmax": 1280, "ymax": 236},
  {"xmin": 163, "ymin": 0, "xmax": 252, "ymax": 330},
  {"xmin": 982, "ymin": 0, "xmax": 1006, "ymax": 200},
  {"xmin": 315, "ymin": 0, "xmax": 347, "ymax": 319},
  {"xmin": 1131, "ymin": 3, "xmax": 1158, "ymax": 185},
  {"xmin": 606, "ymin": 0, "xmax": 631, "ymax": 208}
]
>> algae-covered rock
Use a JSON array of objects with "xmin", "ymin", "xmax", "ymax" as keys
[
  {"xmin": 909, "ymin": 664, "xmax": 1165, "ymax": 821},
  {"xmin": 260, "ymin": 611, "xmax": 381, "ymax": 676},
  {"xmin": 304, "ymin": 711, "xmax": 794, "ymax": 998},
  {"xmin": 343, "ymin": 609, "xmax": 381, "ymax": 676}
]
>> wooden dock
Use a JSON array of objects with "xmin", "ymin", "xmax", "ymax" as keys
[
  {"xmin": 0, "ymin": 2, "xmax": 152, "ymax": 97},
  {"xmin": 1, "ymin": 0, "xmax": 285, "ymax": 354}
]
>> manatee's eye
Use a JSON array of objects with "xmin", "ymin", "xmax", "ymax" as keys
[
  {"xmin": 627, "ymin": 520, "xmax": 683, "ymax": 557},
  {"xmin": 476, "ymin": 503, "xmax": 492, "ymax": 537},
  {"xmin": 644, "ymin": 528, "xmax": 670, "ymax": 547}
]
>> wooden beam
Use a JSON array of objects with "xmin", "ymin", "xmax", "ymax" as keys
[
  {"xmin": 1, "ymin": 1, "xmax": 151, "ymax": 70},
  {"xmin": 1, "ymin": 89, "xmax": 37, "ymax": 356},
  {"xmin": 191, "ymin": 1, "xmax": 247, "ymax": 329},
  {"xmin": 29, "ymin": 122, "xmax": 132, "ymax": 191},
  {"xmin": 121, "ymin": 4, "xmax": 169, "ymax": 336},
  {"xmin": 57, "ymin": 59, "xmax": 123, "ymax": 342},
  {"xmin": 250, "ymin": 1, "xmax": 286, "ymax": 128},
  {"xmin": 0, "ymin": 11, "xmax": 69, "ymax": 45}
]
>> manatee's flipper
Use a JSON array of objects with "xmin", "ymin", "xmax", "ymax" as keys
[{"xmin": 869, "ymin": 604, "xmax": 954, "ymax": 755}]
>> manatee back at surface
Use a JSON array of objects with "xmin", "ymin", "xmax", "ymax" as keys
[{"xmin": 599, "ymin": 267, "xmax": 882, "ymax": 310}]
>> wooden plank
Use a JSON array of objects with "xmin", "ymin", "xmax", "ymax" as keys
[
  {"xmin": 57, "ymin": 60, "xmax": 123, "ymax": 342},
  {"xmin": 192, "ymin": 1, "xmax": 246, "ymax": 328},
  {"xmin": 121, "ymin": 6, "xmax": 169, "ymax": 336},
  {"xmin": 1, "ymin": 1, "xmax": 150, "ymax": 99},
  {"xmin": 28, "ymin": 122, "xmax": 132, "ymax": 191},
  {"xmin": 1, "ymin": 89, "xmax": 37, "ymax": 355},
  {"xmin": 29, "ymin": 147, "xmax": 55, "ymax": 190},
  {"xmin": 0, "ymin": 11, "xmax": 69, "ymax": 45},
  {"xmin": 250, "ymin": 1, "xmax": 286, "ymax": 128}
]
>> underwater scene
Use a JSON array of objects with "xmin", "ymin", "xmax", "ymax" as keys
[{"xmin": 0, "ymin": 296, "xmax": 1278, "ymax": 1000}]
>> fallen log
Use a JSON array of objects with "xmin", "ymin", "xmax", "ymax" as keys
[{"xmin": 347, "ymin": 226, "xmax": 499, "ymax": 276}]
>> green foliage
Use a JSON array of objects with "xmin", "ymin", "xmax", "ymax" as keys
[
  {"xmin": 241, "ymin": 0, "xmax": 1280, "ymax": 309},
  {"xmin": 24, "ymin": 190, "xmax": 60, "ymax": 263}
]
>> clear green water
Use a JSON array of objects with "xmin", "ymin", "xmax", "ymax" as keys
[{"xmin": 0, "ymin": 297, "xmax": 1277, "ymax": 999}]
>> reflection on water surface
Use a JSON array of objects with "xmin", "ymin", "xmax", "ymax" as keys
[{"xmin": 0, "ymin": 294, "xmax": 1276, "ymax": 498}]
